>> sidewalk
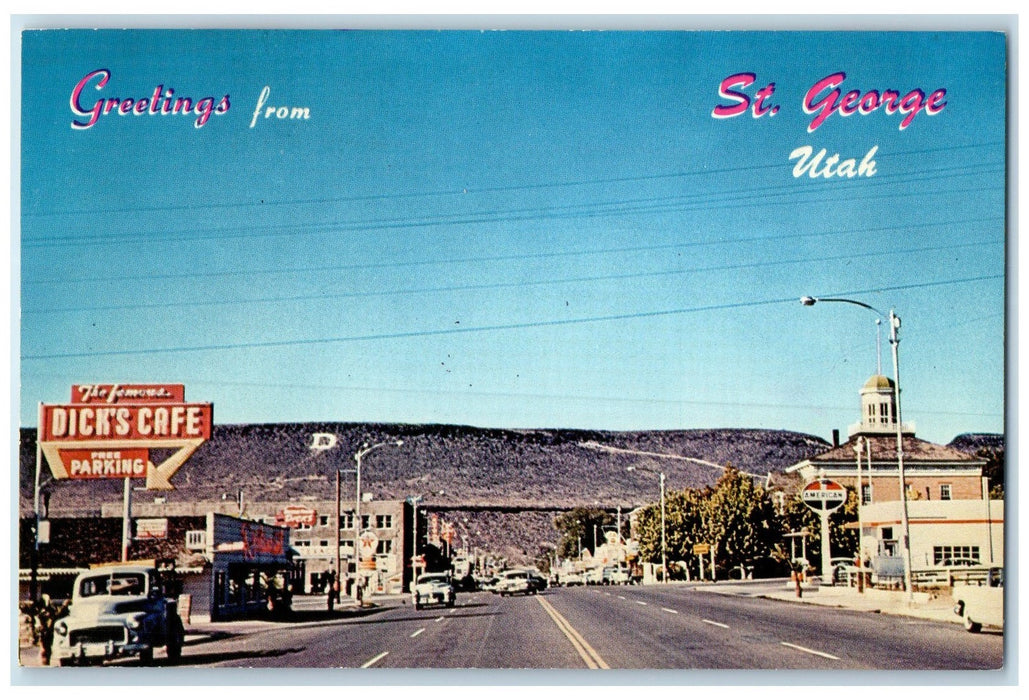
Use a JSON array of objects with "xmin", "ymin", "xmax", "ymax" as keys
[
  {"xmin": 702, "ymin": 579, "xmax": 959, "ymax": 624},
  {"xmin": 17, "ymin": 593, "xmax": 391, "ymax": 668}
]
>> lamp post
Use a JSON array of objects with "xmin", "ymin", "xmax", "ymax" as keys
[
  {"xmin": 853, "ymin": 436, "xmax": 866, "ymax": 593},
  {"xmin": 353, "ymin": 439, "xmax": 404, "ymax": 601},
  {"xmin": 407, "ymin": 495, "xmax": 423, "ymax": 592},
  {"xmin": 801, "ymin": 295, "xmax": 913, "ymax": 603},
  {"xmin": 627, "ymin": 466, "xmax": 666, "ymax": 583}
]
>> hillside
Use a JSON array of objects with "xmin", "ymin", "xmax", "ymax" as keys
[
  {"xmin": 18, "ymin": 423, "xmax": 1002, "ymax": 564},
  {"xmin": 21, "ymin": 423, "xmax": 831, "ymax": 516}
]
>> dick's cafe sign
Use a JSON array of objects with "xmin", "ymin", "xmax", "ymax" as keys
[{"xmin": 39, "ymin": 383, "xmax": 212, "ymax": 490}]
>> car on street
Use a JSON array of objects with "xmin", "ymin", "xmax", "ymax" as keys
[
  {"xmin": 52, "ymin": 563, "xmax": 185, "ymax": 666},
  {"xmin": 412, "ymin": 572, "xmax": 456, "ymax": 610},
  {"xmin": 559, "ymin": 572, "xmax": 584, "ymax": 586},
  {"xmin": 494, "ymin": 569, "xmax": 546, "ymax": 596},
  {"xmin": 953, "ymin": 566, "xmax": 1004, "ymax": 633}
]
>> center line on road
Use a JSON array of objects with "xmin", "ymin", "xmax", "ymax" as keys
[
  {"xmin": 410, "ymin": 628, "xmax": 425, "ymax": 638},
  {"xmin": 536, "ymin": 596, "xmax": 610, "ymax": 670},
  {"xmin": 701, "ymin": 619, "xmax": 729, "ymax": 629},
  {"xmin": 661, "ymin": 608, "xmax": 679, "ymax": 614},
  {"xmin": 780, "ymin": 642, "xmax": 840, "ymax": 661},
  {"xmin": 361, "ymin": 651, "xmax": 389, "ymax": 668}
]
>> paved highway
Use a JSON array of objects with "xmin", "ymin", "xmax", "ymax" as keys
[{"xmin": 179, "ymin": 585, "xmax": 1003, "ymax": 670}]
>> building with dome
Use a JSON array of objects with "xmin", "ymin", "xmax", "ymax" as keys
[
  {"xmin": 787, "ymin": 374, "xmax": 989, "ymax": 504},
  {"xmin": 785, "ymin": 373, "xmax": 1003, "ymax": 574}
]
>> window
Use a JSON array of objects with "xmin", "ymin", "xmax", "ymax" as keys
[
  {"xmin": 932, "ymin": 546, "xmax": 980, "ymax": 565},
  {"xmin": 293, "ymin": 539, "xmax": 311, "ymax": 548},
  {"xmin": 376, "ymin": 539, "xmax": 393, "ymax": 555},
  {"xmin": 319, "ymin": 540, "xmax": 329, "ymax": 547},
  {"xmin": 340, "ymin": 512, "xmax": 355, "ymax": 529},
  {"xmin": 861, "ymin": 484, "xmax": 873, "ymax": 505},
  {"xmin": 319, "ymin": 515, "xmax": 330, "ymax": 526},
  {"xmin": 361, "ymin": 514, "xmax": 371, "ymax": 530},
  {"xmin": 375, "ymin": 514, "xmax": 393, "ymax": 529},
  {"xmin": 940, "ymin": 484, "xmax": 952, "ymax": 501}
]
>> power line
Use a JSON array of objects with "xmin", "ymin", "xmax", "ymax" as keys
[
  {"xmin": 22, "ymin": 215, "xmax": 1004, "ymax": 287},
  {"xmin": 23, "ymin": 239, "xmax": 1003, "ymax": 315},
  {"xmin": 22, "ymin": 274, "xmax": 1002, "ymax": 361},
  {"xmin": 22, "ymin": 139, "xmax": 1005, "ymax": 219},
  {"xmin": 21, "ymin": 160, "xmax": 1003, "ymax": 249}
]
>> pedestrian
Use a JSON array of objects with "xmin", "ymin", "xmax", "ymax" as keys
[
  {"xmin": 326, "ymin": 570, "xmax": 337, "ymax": 611},
  {"xmin": 34, "ymin": 594, "xmax": 67, "ymax": 666}
]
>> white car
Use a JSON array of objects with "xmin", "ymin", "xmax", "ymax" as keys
[
  {"xmin": 412, "ymin": 572, "xmax": 455, "ymax": 610},
  {"xmin": 953, "ymin": 567, "xmax": 1004, "ymax": 633},
  {"xmin": 53, "ymin": 564, "xmax": 184, "ymax": 666}
]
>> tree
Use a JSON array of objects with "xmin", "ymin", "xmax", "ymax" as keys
[
  {"xmin": 554, "ymin": 507, "xmax": 613, "ymax": 560},
  {"xmin": 976, "ymin": 447, "xmax": 1004, "ymax": 498},
  {"xmin": 634, "ymin": 488, "xmax": 706, "ymax": 576},
  {"xmin": 701, "ymin": 466, "xmax": 779, "ymax": 573}
]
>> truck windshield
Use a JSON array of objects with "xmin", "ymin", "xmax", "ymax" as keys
[{"xmin": 79, "ymin": 573, "xmax": 146, "ymax": 597}]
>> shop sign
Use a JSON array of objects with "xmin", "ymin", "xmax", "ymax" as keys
[
  {"xmin": 279, "ymin": 505, "xmax": 318, "ymax": 527},
  {"xmin": 38, "ymin": 383, "xmax": 213, "ymax": 490},
  {"xmin": 802, "ymin": 479, "xmax": 848, "ymax": 513},
  {"xmin": 135, "ymin": 518, "xmax": 169, "ymax": 539}
]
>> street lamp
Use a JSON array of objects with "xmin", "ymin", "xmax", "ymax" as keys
[
  {"xmin": 853, "ymin": 436, "xmax": 866, "ymax": 593},
  {"xmin": 353, "ymin": 439, "xmax": 404, "ymax": 601},
  {"xmin": 801, "ymin": 295, "xmax": 913, "ymax": 603},
  {"xmin": 627, "ymin": 466, "xmax": 666, "ymax": 583},
  {"xmin": 407, "ymin": 495, "xmax": 423, "ymax": 592}
]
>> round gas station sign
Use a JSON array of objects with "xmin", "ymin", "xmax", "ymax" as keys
[{"xmin": 801, "ymin": 479, "xmax": 848, "ymax": 513}]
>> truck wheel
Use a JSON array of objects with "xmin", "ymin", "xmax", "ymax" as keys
[
  {"xmin": 964, "ymin": 615, "xmax": 982, "ymax": 633},
  {"xmin": 139, "ymin": 647, "xmax": 154, "ymax": 665}
]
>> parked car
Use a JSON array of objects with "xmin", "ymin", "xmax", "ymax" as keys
[
  {"xmin": 831, "ymin": 557, "xmax": 856, "ymax": 585},
  {"xmin": 940, "ymin": 557, "xmax": 981, "ymax": 567},
  {"xmin": 52, "ymin": 564, "xmax": 184, "ymax": 666},
  {"xmin": 412, "ymin": 572, "xmax": 456, "ymax": 610},
  {"xmin": 585, "ymin": 568, "xmax": 606, "ymax": 585},
  {"xmin": 953, "ymin": 566, "xmax": 1004, "ymax": 633},
  {"xmin": 604, "ymin": 567, "xmax": 632, "ymax": 585},
  {"xmin": 560, "ymin": 572, "xmax": 584, "ymax": 587}
]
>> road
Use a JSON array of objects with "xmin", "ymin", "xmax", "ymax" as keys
[{"xmin": 172, "ymin": 584, "xmax": 1003, "ymax": 671}]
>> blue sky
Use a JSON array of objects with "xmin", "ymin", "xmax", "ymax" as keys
[{"xmin": 18, "ymin": 29, "xmax": 1007, "ymax": 445}]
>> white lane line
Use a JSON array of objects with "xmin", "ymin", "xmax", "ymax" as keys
[
  {"xmin": 780, "ymin": 642, "xmax": 840, "ymax": 661},
  {"xmin": 435, "ymin": 616, "xmax": 445, "ymax": 622},
  {"xmin": 701, "ymin": 619, "xmax": 729, "ymax": 629},
  {"xmin": 410, "ymin": 628, "xmax": 425, "ymax": 638},
  {"xmin": 361, "ymin": 651, "xmax": 389, "ymax": 668},
  {"xmin": 661, "ymin": 608, "xmax": 679, "ymax": 615},
  {"xmin": 617, "ymin": 596, "xmax": 626, "ymax": 600},
  {"xmin": 604, "ymin": 592, "xmax": 612, "ymax": 596},
  {"xmin": 635, "ymin": 600, "xmax": 648, "ymax": 606}
]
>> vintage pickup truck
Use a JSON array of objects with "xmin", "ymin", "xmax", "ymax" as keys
[
  {"xmin": 52, "ymin": 563, "xmax": 185, "ymax": 666},
  {"xmin": 952, "ymin": 566, "xmax": 1004, "ymax": 633}
]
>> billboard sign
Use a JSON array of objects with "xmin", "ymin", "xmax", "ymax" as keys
[
  {"xmin": 278, "ymin": 505, "xmax": 318, "ymax": 527},
  {"xmin": 38, "ymin": 384, "xmax": 213, "ymax": 490}
]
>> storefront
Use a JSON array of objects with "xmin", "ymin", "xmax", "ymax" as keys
[{"xmin": 206, "ymin": 513, "xmax": 294, "ymax": 621}]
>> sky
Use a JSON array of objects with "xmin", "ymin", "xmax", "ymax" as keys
[{"xmin": 16, "ymin": 28, "xmax": 1008, "ymax": 445}]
